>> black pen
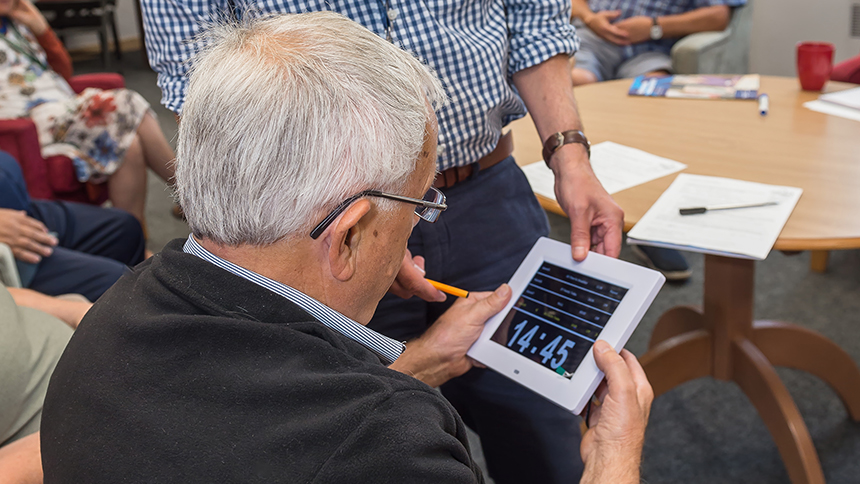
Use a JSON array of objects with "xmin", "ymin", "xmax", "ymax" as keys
[{"xmin": 679, "ymin": 201, "xmax": 778, "ymax": 215}]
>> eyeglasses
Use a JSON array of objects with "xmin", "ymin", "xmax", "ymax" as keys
[{"xmin": 309, "ymin": 187, "xmax": 447, "ymax": 239}]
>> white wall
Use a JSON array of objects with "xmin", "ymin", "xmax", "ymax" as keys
[
  {"xmin": 114, "ymin": 0, "xmax": 140, "ymax": 43},
  {"xmin": 749, "ymin": 0, "xmax": 860, "ymax": 76}
]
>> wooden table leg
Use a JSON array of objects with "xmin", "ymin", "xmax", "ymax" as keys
[
  {"xmin": 641, "ymin": 330, "xmax": 712, "ymax": 398},
  {"xmin": 753, "ymin": 320, "xmax": 860, "ymax": 420},
  {"xmin": 732, "ymin": 339, "xmax": 825, "ymax": 484},
  {"xmin": 639, "ymin": 254, "xmax": 857, "ymax": 484},
  {"xmin": 648, "ymin": 305, "xmax": 704, "ymax": 349},
  {"xmin": 703, "ymin": 256, "xmax": 755, "ymax": 380},
  {"xmin": 809, "ymin": 250, "xmax": 829, "ymax": 273}
]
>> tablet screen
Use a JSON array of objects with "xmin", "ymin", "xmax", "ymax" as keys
[{"xmin": 490, "ymin": 262, "xmax": 629, "ymax": 379}]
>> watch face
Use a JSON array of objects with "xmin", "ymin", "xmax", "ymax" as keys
[{"xmin": 650, "ymin": 24, "xmax": 663, "ymax": 40}]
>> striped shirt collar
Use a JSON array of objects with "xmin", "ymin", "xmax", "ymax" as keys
[{"xmin": 182, "ymin": 236, "xmax": 404, "ymax": 364}]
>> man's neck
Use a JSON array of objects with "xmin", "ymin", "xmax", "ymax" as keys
[{"xmin": 197, "ymin": 236, "xmax": 327, "ymax": 304}]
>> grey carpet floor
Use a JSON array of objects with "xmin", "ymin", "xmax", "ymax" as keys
[{"xmin": 76, "ymin": 51, "xmax": 860, "ymax": 484}]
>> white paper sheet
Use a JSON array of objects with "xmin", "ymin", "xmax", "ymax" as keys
[
  {"xmin": 520, "ymin": 141, "xmax": 687, "ymax": 200},
  {"xmin": 626, "ymin": 174, "xmax": 803, "ymax": 260},
  {"xmin": 803, "ymin": 100, "xmax": 860, "ymax": 123},
  {"xmin": 818, "ymin": 86, "xmax": 860, "ymax": 110}
]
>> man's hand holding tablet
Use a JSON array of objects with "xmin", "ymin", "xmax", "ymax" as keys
[
  {"xmin": 580, "ymin": 341, "xmax": 653, "ymax": 484},
  {"xmin": 468, "ymin": 237, "xmax": 664, "ymax": 413}
]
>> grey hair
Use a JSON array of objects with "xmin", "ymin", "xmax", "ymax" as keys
[{"xmin": 175, "ymin": 11, "xmax": 446, "ymax": 246}]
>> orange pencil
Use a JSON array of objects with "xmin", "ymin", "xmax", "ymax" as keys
[{"xmin": 426, "ymin": 279, "xmax": 469, "ymax": 298}]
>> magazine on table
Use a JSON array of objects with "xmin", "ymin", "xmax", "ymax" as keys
[{"xmin": 628, "ymin": 74, "xmax": 760, "ymax": 100}]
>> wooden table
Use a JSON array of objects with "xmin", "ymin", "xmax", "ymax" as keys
[{"xmin": 508, "ymin": 76, "xmax": 860, "ymax": 484}]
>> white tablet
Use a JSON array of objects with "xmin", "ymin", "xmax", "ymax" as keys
[{"xmin": 467, "ymin": 237, "xmax": 665, "ymax": 414}]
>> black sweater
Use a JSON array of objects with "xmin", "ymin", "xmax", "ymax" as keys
[{"xmin": 41, "ymin": 239, "xmax": 483, "ymax": 483}]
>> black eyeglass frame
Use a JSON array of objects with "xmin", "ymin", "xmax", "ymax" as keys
[{"xmin": 309, "ymin": 188, "xmax": 447, "ymax": 239}]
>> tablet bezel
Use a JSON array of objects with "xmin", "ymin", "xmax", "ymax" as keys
[{"xmin": 466, "ymin": 237, "xmax": 665, "ymax": 414}]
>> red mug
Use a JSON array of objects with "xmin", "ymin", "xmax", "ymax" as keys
[{"xmin": 796, "ymin": 42, "xmax": 835, "ymax": 91}]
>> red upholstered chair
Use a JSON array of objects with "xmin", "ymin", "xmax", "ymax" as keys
[
  {"xmin": 0, "ymin": 72, "xmax": 124, "ymax": 203},
  {"xmin": 831, "ymin": 54, "xmax": 860, "ymax": 85}
]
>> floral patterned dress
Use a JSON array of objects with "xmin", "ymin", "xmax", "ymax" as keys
[{"xmin": 0, "ymin": 18, "xmax": 151, "ymax": 183}]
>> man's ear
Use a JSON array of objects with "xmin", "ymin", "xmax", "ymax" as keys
[{"xmin": 326, "ymin": 199, "xmax": 372, "ymax": 282}]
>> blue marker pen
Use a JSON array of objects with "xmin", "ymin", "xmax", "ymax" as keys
[{"xmin": 758, "ymin": 93, "xmax": 769, "ymax": 116}]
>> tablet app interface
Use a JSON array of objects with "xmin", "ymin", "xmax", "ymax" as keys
[{"xmin": 490, "ymin": 262, "xmax": 628, "ymax": 379}]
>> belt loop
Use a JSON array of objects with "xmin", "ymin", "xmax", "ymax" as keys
[
  {"xmin": 468, "ymin": 162, "xmax": 480, "ymax": 181},
  {"xmin": 444, "ymin": 168, "xmax": 456, "ymax": 188}
]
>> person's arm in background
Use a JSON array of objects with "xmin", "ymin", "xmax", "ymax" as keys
[
  {"xmin": 8, "ymin": 0, "xmax": 72, "ymax": 80},
  {"xmin": 35, "ymin": 29, "xmax": 72, "ymax": 80},
  {"xmin": 0, "ymin": 432, "xmax": 42, "ymax": 484},
  {"xmin": 7, "ymin": 287, "xmax": 91, "ymax": 328},
  {"xmin": 579, "ymin": 341, "xmax": 653, "ymax": 484},
  {"xmin": 570, "ymin": 0, "xmax": 630, "ymax": 46},
  {"xmin": 507, "ymin": 0, "xmax": 624, "ymax": 263},
  {"xmin": 613, "ymin": 5, "xmax": 731, "ymax": 44}
]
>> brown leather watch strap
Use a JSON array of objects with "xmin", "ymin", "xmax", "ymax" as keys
[{"xmin": 542, "ymin": 130, "xmax": 590, "ymax": 167}]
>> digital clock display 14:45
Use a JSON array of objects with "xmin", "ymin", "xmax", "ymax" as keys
[{"xmin": 490, "ymin": 262, "xmax": 628, "ymax": 379}]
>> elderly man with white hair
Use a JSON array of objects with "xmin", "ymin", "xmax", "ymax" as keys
[{"xmin": 40, "ymin": 13, "xmax": 652, "ymax": 484}]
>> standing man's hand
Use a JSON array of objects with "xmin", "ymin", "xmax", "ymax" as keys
[
  {"xmin": 582, "ymin": 10, "xmax": 630, "ymax": 45},
  {"xmin": 388, "ymin": 250, "xmax": 446, "ymax": 302},
  {"xmin": 579, "ymin": 341, "xmax": 653, "ymax": 484},
  {"xmin": 388, "ymin": 284, "xmax": 511, "ymax": 387},
  {"xmin": 551, "ymin": 147, "xmax": 623, "ymax": 261},
  {"xmin": 613, "ymin": 16, "xmax": 653, "ymax": 44},
  {"xmin": 0, "ymin": 209, "xmax": 58, "ymax": 263}
]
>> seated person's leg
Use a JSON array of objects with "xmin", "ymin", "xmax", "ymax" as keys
[
  {"xmin": 0, "ymin": 286, "xmax": 72, "ymax": 445},
  {"xmin": 26, "ymin": 201, "xmax": 145, "ymax": 267},
  {"xmin": 0, "ymin": 153, "xmax": 51, "ymax": 285},
  {"xmin": 0, "ymin": 152, "xmax": 32, "ymax": 212},
  {"xmin": 28, "ymin": 247, "xmax": 129, "ymax": 301},
  {"xmin": 0, "ymin": 285, "xmax": 72, "ymax": 484},
  {"xmin": 570, "ymin": 57, "xmax": 599, "ymax": 86},
  {"xmin": 7, "ymin": 287, "xmax": 92, "ymax": 328},
  {"xmin": 616, "ymin": 51, "xmax": 674, "ymax": 79},
  {"xmin": 0, "ymin": 432, "xmax": 42, "ymax": 484},
  {"xmin": 570, "ymin": 23, "xmax": 625, "ymax": 86}
]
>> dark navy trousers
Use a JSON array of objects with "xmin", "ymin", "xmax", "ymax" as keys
[
  {"xmin": 0, "ymin": 152, "xmax": 145, "ymax": 301},
  {"xmin": 370, "ymin": 157, "xmax": 584, "ymax": 484}
]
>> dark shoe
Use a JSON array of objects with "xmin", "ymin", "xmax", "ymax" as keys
[{"xmin": 631, "ymin": 245, "xmax": 692, "ymax": 281}]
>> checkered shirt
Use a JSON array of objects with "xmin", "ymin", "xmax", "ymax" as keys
[
  {"xmin": 586, "ymin": 0, "xmax": 746, "ymax": 56},
  {"xmin": 141, "ymin": 0, "xmax": 579, "ymax": 170}
]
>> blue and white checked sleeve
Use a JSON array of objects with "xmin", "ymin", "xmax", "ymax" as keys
[
  {"xmin": 504, "ymin": 0, "xmax": 580, "ymax": 79},
  {"xmin": 141, "ymin": 0, "xmax": 228, "ymax": 114}
]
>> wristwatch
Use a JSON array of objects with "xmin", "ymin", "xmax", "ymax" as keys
[
  {"xmin": 542, "ymin": 130, "xmax": 590, "ymax": 167},
  {"xmin": 650, "ymin": 17, "xmax": 663, "ymax": 40}
]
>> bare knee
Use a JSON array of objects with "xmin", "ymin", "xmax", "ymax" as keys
[
  {"xmin": 571, "ymin": 68, "xmax": 598, "ymax": 86},
  {"xmin": 124, "ymin": 135, "xmax": 144, "ymax": 165}
]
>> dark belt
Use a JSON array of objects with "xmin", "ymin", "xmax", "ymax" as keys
[{"xmin": 434, "ymin": 131, "xmax": 514, "ymax": 189}]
